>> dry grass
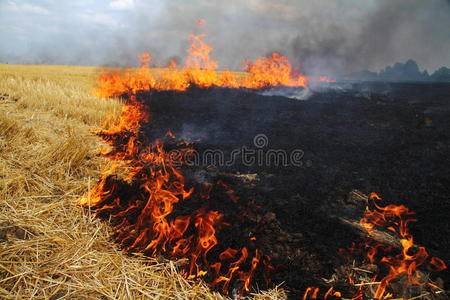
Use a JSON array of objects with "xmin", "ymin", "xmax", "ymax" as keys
[{"xmin": 0, "ymin": 64, "xmax": 286, "ymax": 299}]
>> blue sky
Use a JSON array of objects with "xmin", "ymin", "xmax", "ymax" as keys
[{"xmin": 0, "ymin": 0, "xmax": 449, "ymax": 74}]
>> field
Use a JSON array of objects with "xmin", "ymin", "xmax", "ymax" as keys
[{"xmin": 0, "ymin": 64, "xmax": 283, "ymax": 299}]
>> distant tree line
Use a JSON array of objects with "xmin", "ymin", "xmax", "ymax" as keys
[{"xmin": 344, "ymin": 60, "xmax": 450, "ymax": 82}]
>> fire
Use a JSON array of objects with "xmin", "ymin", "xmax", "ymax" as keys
[
  {"xmin": 302, "ymin": 193, "xmax": 447, "ymax": 299},
  {"xmin": 302, "ymin": 287, "xmax": 319, "ymax": 300},
  {"xmin": 80, "ymin": 62, "xmax": 271, "ymax": 294},
  {"xmin": 360, "ymin": 193, "xmax": 447, "ymax": 299},
  {"xmin": 95, "ymin": 69, "xmax": 155, "ymax": 98},
  {"xmin": 95, "ymin": 49, "xmax": 311, "ymax": 96},
  {"xmin": 82, "ymin": 21, "xmax": 445, "ymax": 298},
  {"xmin": 241, "ymin": 52, "xmax": 309, "ymax": 88},
  {"xmin": 93, "ymin": 25, "xmax": 319, "ymax": 98},
  {"xmin": 139, "ymin": 52, "xmax": 152, "ymax": 67},
  {"xmin": 166, "ymin": 58, "xmax": 177, "ymax": 69},
  {"xmin": 217, "ymin": 180, "xmax": 240, "ymax": 203},
  {"xmin": 184, "ymin": 34, "xmax": 218, "ymax": 71}
]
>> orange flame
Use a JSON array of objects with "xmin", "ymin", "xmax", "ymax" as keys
[
  {"xmin": 302, "ymin": 192, "xmax": 447, "ymax": 300},
  {"xmin": 241, "ymin": 52, "xmax": 308, "ymax": 88},
  {"xmin": 360, "ymin": 193, "xmax": 447, "ymax": 299},
  {"xmin": 166, "ymin": 58, "xmax": 178, "ymax": 69},
  {"xmin": 217, "ymin": 180, "xmax": 240, "ymax": 203},
  {"xmin": 80, "ymin": 67, "xmax": 271, "ymax": 294},
  {"xmin": 81, "ymin": 21, "xmax": 449, "ymax": 298},
  {"xmin": 95, "ymin": 50, "xmax": 311, "ymax": 97},
  {"xmin": 94, "ymin": 26, "xmax": 316, "ymax": 99},
  {"xmin": 140, "ymin": 52, "xmax": 152, "ymax": 67},
  {"xmin": 184, "ymin": 34, "xmax": 218, "ymax": 71}
]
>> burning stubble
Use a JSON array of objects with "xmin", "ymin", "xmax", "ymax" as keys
[{"xmin": 77, "ymin": 24, "xmax": 448, "ymax": 299}]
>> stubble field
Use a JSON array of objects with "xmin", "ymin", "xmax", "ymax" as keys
[{"xmin": 0, "ymin": 64, "xmax": 283, "ymax": 299}]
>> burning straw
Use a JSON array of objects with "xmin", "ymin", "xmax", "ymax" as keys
[
  {"xmin": 0, "ymin": 64, "xmax": 285, "ymax": 299},
  {"xmin": 76, "ymin": 24, "xmax": 446, "ymax": 299}
]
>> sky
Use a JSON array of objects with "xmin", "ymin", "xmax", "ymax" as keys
[{"xmin": 0, "ymin": 0, "xmax": 449, "ymax": 75}]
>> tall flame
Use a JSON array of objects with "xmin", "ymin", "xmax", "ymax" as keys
[
  {"xmin": 94, "ymin": 27, "xmax": 319, "ymax": 98},
  {"xmin": 184, "ymin": 34, "xmax": 218, "ymax": 71}
]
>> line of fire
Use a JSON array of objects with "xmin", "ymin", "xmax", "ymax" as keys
[{"xmin": 79, "ymin": 22, "xmax": 448, "ymax": 300}]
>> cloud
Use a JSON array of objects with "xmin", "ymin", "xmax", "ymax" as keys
[
  {"xmin": 2, "ymin": 0, "xmax": 50, "ymax": 15},
  {"xmin": 93, "ymin": 13, "xmax": 119, "ymax": 26},
  {"xmin": 79, "ymin": 13, "xmax": 119, "ymax": 27},
  {"xmin": 109, "ymin": 0, "xmax": 134, "ymax": 10}
]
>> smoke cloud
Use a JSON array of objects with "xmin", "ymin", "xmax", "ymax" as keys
[{"xmin": 1, "ymin": 0, "xmax": 449, "ymax": 75}]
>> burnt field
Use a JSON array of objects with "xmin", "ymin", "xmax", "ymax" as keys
[
  {"xmin": 4, "ymin": 1, "xmax": 450, "ymax": 298},
  {"xmin": 139, "ymin": 82, "xmax": 450, "ymax": 296}
]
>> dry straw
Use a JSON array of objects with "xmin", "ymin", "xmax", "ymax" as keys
[{"xmin": 0, "ymin": 64, "xmax": 286, "ymax": 299}]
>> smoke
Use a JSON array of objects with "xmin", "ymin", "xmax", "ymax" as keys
[
  {"xmin": 1, "ymin": 0, "xmax": 449, "ymax": 74},
  {"xmin": 259, "ymin": 86, "xmax": 313, "ymax": 101},
  {"xmin": 288, "ymin": 0, "xmax": 450, "ymax": 76},
  {"xmin": 105, "ymin": 0, "xmax": 450, "ymax": 75}
]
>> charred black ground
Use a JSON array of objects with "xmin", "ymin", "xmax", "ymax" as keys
[
  {"xmin": 137, "ymin": 82, "xmax": 450, "ymax": 297},
  {"xmin": 94, "ymin": 82, "xmax": 450, "ymax": 298}
]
